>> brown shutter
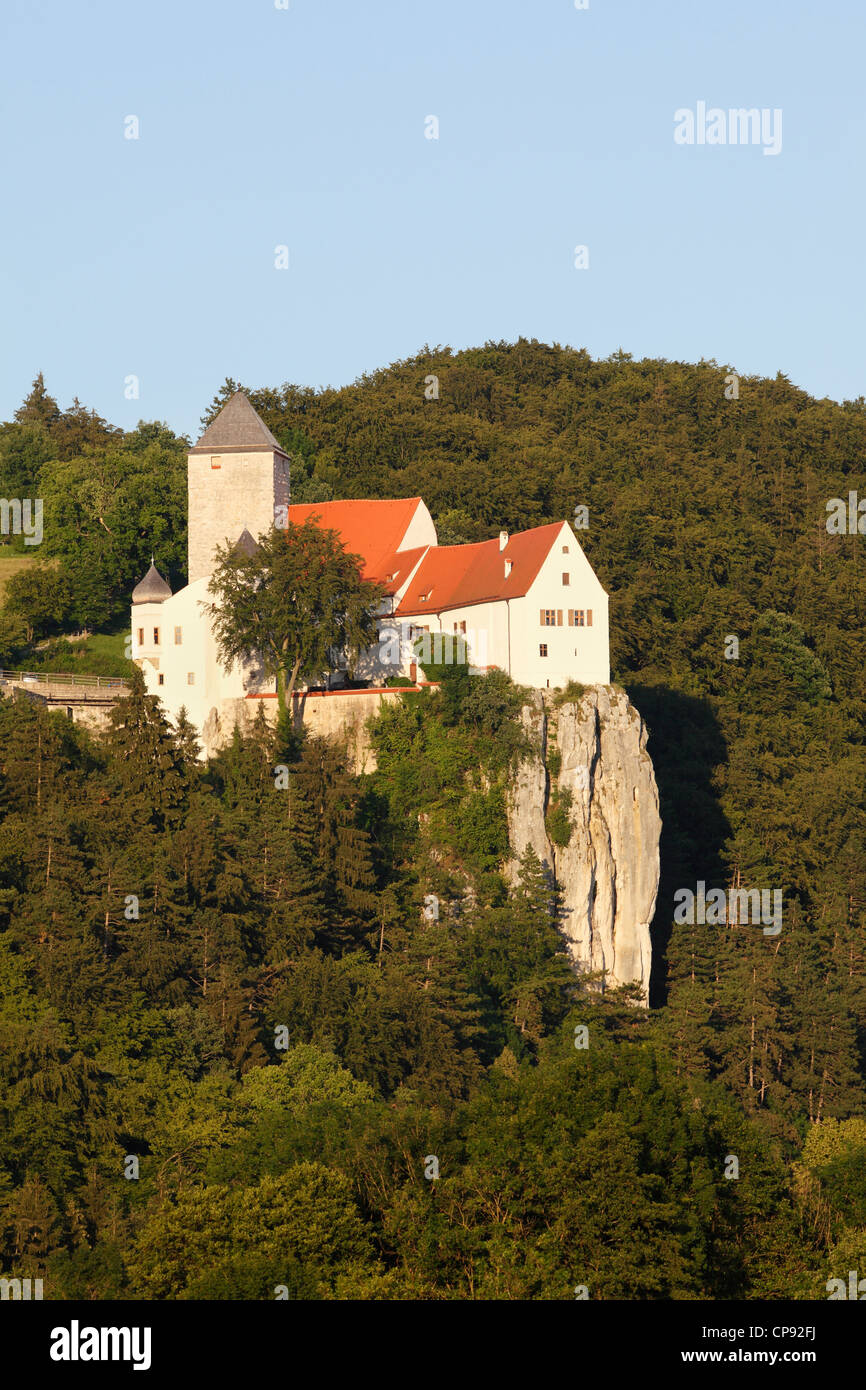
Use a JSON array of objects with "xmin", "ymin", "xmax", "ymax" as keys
[
  {"xmin": 557, "ymin": 610, "xmax": 562, "ymax": 626},
  {"xmin": 587, "ymin": 609, "xmax": 593, "ymax": 626},
  {"xmin": 540, "ymin": 608, "xmax": 545, "ymax": 625}
]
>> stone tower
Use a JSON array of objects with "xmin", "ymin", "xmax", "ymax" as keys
[{"xmin": 187, "ymin": 392, "xmax": 290, "ymax": 584}]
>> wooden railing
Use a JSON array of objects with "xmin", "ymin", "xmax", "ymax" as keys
[{"xmin": 0, "ymin": 668, "xmax": 131, "ymax": 691}]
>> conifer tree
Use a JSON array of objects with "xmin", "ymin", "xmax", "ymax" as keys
[{"xmin": 105, "ymin": 670, "xmax": 189, "ymax": 834}]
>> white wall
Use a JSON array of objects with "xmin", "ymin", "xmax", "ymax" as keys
[
  {"xmin": 133, "ymin": 578, "xmax": 259, "ymax": 745},
  {"xmin": 512, "ymin": 522, "xmax": 610, "ymax": 687},
  {"xmin": 394, "ymin": 523, "xmax": 609, "ymax": 688},
  {"xmin": 398, "ymin": 499, "xmax": 437, "ymax": 552}
]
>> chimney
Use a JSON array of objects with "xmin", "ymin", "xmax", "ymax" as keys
[
  {"xmin": 499, "ymin": 530, "xmax": 508, "ymax": 551},
  {"xmin": 504, "ymin": 559, "xmax": 513, "ymax": 578}
]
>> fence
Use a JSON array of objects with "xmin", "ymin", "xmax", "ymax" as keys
[{"xmin": 0, "ymin": 668, "xmax": 131, "ymax": 691}]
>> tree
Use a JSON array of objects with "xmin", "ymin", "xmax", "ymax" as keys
[
  {"xmin": 104, "ymin": 669, "xmax": 190, "ymax": 834},
  {"xmin": 206, "ymin": 520, "xmax": 384, "ymax": 714},
  {"xmin": 4, "ymin": 566, "xmax": 71, "ymax": 642},
  {"xmin": 14, "ymin": 373, "xmax": 59, "ymax": 430}
]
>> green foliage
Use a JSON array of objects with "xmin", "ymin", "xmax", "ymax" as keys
[
  {"xmin": 128, "ymin": 1164, "xmax": 386, "ymax": 1299},
  {"xmin": 4, "ymin": 566, "xmax": 71, "ymax": 643},
  {"xmin": 553, "ymin": 680, "xmax": 586, "ymax": 707},
  {"xmin": 3, "ymin": 347, "xmax": 866, "ymax": 1300},
  {"xmin": 546, "ymin": 786, "xmax": 573, "ymax": 848},
  {"xmin": 22, "ymin": 633, "xmax": 135, "ymax": 678},
  {"xmin": 207, "ymin": 521, "xmax": 384, "ymax": 712}
]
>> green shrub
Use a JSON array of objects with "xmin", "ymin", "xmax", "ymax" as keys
[
  {"xmin": 553, "ymin": 680, "xmax": 586, "ymax": 708},
  {"xmin": 546, "ymin": 787, "xmax": 573, "ymax": 848}
]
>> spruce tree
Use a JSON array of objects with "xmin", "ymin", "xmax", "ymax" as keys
[{"xmin": 105, "ymin": 670, "xmax": 189, "ymax": 834}]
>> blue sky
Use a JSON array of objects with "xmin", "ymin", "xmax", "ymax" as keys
[{"xmin": 1, "ymin": 0, "xmax": 863, "ymax": 440}]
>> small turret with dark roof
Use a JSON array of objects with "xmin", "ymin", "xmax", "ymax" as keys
[
  {"xmin": 232, "ymin": 528, "xmax": 260, "ymax": 559},
  {"xmin": 132, "ymin": 560, "xmax": 172, "ymax": 605}
]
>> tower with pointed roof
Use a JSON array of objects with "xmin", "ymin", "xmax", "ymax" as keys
[{"xmin": 187, "ymin": 391, "xmax": 290, "ymax": 584}]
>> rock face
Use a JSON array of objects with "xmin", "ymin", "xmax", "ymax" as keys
[{"xmin": 507, "ymin": 687, "xmax": 661, "ymax": 1002}]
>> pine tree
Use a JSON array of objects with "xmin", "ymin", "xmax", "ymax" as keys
[
  {"xmin": 294, "ymin": 737, "xmax": 378, "ymax": 948},
  {"xmin": 13, "ymin": 372, "xmax": 60, "ymax": 429},
  {"xmin": 105, "ymin": 670, "xmax": 189, "ymax": 834},
  {"xmin": 173, "ymin": 706, "xmax": 202, "ymax": 769}
]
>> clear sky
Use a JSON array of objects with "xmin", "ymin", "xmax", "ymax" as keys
[{"xmin": 1, "ymin": 0, "xmax": 863, "ymax": 440}]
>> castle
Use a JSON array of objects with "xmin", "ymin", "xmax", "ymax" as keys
[{"xmin": 131, "ymin": 392, "xmax": 610, "ymax": 757}]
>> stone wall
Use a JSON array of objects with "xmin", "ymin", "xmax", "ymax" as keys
[
  {"xmin": 187, "ymin": 448, "xmax": 289, "ymax": 585},
  {"xmin": 212, "ymin": 688, "xmax": 415, "ymax": 771}
]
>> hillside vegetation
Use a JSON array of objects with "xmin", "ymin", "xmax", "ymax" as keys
[{"xmin": 1, "ymin": 344, "xmax": 865, "ymax": 1298}]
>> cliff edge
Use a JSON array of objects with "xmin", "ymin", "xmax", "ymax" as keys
[{"xmin": 507, "ymin": 686, "xmax": 661, "ymax": 1002}]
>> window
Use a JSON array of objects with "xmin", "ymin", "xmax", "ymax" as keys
[
  {"xmin": 562, "ymin": 545, "xmax": 569, "ymax": 554},
  {"xmin": 539, "ymin": 643, "xmax": 548, "ymax": 657},
  {"xmin": 187, "ymin": 672, "xmax": 195, "ymax": 686},
  {"xmin": 174, "ymin": 626, "xmax": 182, "ymax": 645},
  {"xmin": 158, "ymin": 674, "xmax": 164, "ymax": 686},
  {"xmin": 153, "ymin": 628, "xmax": 160, "ymax": 645},
  {"xmin": 562, "ymin": 572, "xmax": 570, "ymax": 586},
  {"xmin": 540, "ymin": 609, "xmax": 557, "ymax": 626},
  {"xmin": 211, "ymin": 455, "xmax": 221, "ymax": 469},
  {"xmin": 137, "ymin": 628, "xmax": 144, "ymax": 646},
  {"xmin": 569, "ymin": 610, "xmax": 585, "ymax": 627}
]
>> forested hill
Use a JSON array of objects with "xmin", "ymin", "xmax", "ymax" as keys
[
  {"xmin": 209, "ymin": 343, "xmax": 866, "ymax": 1031},
  {"xmin": 2, "ymin": 347, "xmax": 866, "ymax": 1299}
]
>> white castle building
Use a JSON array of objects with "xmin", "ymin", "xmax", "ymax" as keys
[{"xmin": 131, "ymin": 392, "xmax": 610, "ymax": 755}]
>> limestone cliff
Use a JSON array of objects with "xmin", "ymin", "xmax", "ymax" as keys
[{"xmin": 507, "ymin": 687, "xmax": 661, "ymax": 1002}]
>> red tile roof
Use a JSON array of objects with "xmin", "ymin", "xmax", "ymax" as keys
[
  {"xmin": 287, "ymin": 498, "xmax": 425, "ymax": 589},
  {"xmin": 288, "ymin": 499, "xmax": 567, "ymax": 612},
  {"xmin": 396, "ymin": 522, "xmax": 564, "ymax": 615}
]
